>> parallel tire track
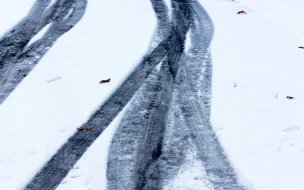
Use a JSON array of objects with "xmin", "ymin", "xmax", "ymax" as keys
[
  {"xmin": 24, "ymin": 0, "xmax": 245, "ymax": 189},
  {"xmin": 107, "ymin": 0, "xmax": 245, "ymax": 189},
  {"xmin": 107, "ymin": 0, "xmax": 191, "ymax": 189},
  {"xmin": 0, "ymin": 0, "xmax": 87, "ymax": 105},
  {"xmin": 24, "ymin": 34, "xmax": 177, "ymax": 189},
  {"xmin": 174, "ymin": 1, "xmax": 245, "ymax": 189},
  {"xmin": 107, "ymin": 58, "xmax": 173, "ymax": 190}
]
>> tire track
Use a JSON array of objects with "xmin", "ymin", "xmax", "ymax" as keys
[
  {"xmin": 24, "ymin": 0, "xmax": 245, "ymax": 189},
  {"xmin": 174, "ymin": 1, "xmax": 245, "ymax": 189},
  {"xmin": 107, "ymin": 1, "xmax": 191, "ymax": 189},
  {"xmin": 149, "ymin": 0, "xmax": 171, "ymax": 50},
  {"xmin": 0, "ymin": 0, "xmax": 87, "ymax": 105},
  {"xmin": 107, "ymin": 58, "xmax": 173, "ymax": 190},
  {"xmin": 23, "ymin": 32, "xmax": 179, "ymax": 190},
  {"xmin": 24, "ymin": 0, "xmax": 184, "ymax": 188},
  {"xmin": 107, "ymin": 0, "xmax": 245, "ymax": 189}
]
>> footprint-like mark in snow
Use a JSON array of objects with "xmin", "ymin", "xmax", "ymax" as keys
[{"xmin": 283, "ymin": 126, "xmax": 300, "ymax": 132}]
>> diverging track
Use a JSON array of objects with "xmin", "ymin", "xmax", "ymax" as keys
[
  {"xmin": 107, "ymin": 0, "xmax": 245, "ymax": 190},
  {"xmin": 0, "ymin": 0, "xmax": 87, "ymax": 105},
  {"xmin": 24, "ymin": 0, "xmax": 245, "ymax": 189}
]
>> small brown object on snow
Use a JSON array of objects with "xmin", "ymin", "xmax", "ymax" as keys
[
  {"xmin": 237, "ymin": 10, "xmax": 247, "ymax": 14},
  {"xmin": 77, "ymin": 127, "xmax": 91, "ymax": 132},
  {"xmin": 299, "ymin": 46, "xmax": 304, "ymax": 49},
  {"xmin": 286, "ymin": 96, "xmax": 295, "ymax": 100},
  {"xmin": 99, "ymin": 78, "xmax": 111, "ymax": 83}
]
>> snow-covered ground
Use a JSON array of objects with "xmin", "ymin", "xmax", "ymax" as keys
[
  {"xmin": 1, "ymin": 0, "xmax": 304, "ymax": 189},
  {"xmin": 0, "ymin": 0, "xmax": 155, "ymax": 189},
  {"xmin": 0, "ymin": 0, "xmax": 36, "ymax": 36},
  {"xmin": 199, "ymin": 0, "xmax": 304, "ymax": 189},
  {"xmin": 236, "ymin": 0, "xmax": 304, "ymax": 43}
]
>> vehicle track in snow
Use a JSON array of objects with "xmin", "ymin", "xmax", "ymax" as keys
[
  {"xmin": 107, "ymin": 0, "xmax": 245, "ymax": 189},
  {"xmin": 23, "ymin": 0, "xmax": 245, "ymax": 189},
  {"xmin": 173, "ymin": 2, "xmax": 245, "ymax": 189},
  {"xmin": 0, "ymin": 0, "xmax": 87, "ymax": 105},
  {"xmin": 24, "ymin": 22, "xmax": 181, "ymax": 190},
  {"xmin": 107, "ymin": 1, "xmax": 193, "ymax": 189}
]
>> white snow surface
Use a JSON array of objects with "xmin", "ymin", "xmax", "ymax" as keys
[
  {"xmin": 56, "ymin": 102, "xmax": 130, "ymax": 190},
  {"xmin": 1, "ymin": 0, "xmax": 304, "ymax": 190},
  {"xmin": 0, "ymin": 0, "xmax": 36, "ymax": 36},
  {"xmin": 199, "ymin": 0, "xmax": 304, "ymax": 189},
  {"xmin": 236, "ymin": 0, "xmax": 304, "ymax": 43},
  {"xmin": 164, "ymin": 149, "xmax": 214, "ymax": 190},
  {"xmin": 26, "ymin": 23, "xmax": 52, "ymax": 47}
]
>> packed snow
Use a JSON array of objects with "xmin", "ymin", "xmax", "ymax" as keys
[{"xmin": 0, "ymin": 0, "xmax": 304, "ymax": 189}]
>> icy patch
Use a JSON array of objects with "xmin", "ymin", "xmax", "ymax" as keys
[{"xmin": 164, "ymin": 149, "xmax": 214, "ymax": 190}]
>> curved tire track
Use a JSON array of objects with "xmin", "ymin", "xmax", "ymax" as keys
[
  {"xmin": 174, "ymin": 1, "xmax": 245, "ymax": 189},
  {"xmin": 24, "ymin": 30, "xmax": 179, "ymax": 190},
  {"xmin": 107, "ymin": 0, "xmax": 245, "ymax": 189},
  {"xmin": 0, "ymin": 0, "xmax": 87, "ymax": 105},
  {"xmin": 107, "ymin": 0, "xmax": 192, "ymax": 189},
  {"xmin": 23, "ymin": 0, "xmax": 245, "ymax": 189}
]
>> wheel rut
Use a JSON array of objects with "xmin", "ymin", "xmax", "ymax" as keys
[
  {"xmin": 0, "ymin": 0, "xmax": 87, "ymax": 105},
  {"xmin": 21, "ymin": 0, "xmax": 245, "ymax": 189}
]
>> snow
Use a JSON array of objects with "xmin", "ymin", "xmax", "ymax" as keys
[
  {"xmin": 185, "ymin": 30, "xmax": 191, "ymax": 54},
  {"xmin": 164, "ymin": 149, "xmax": 214, "ymax": 190},
  {"xmin": 199, "ymin": 0, "xmax": 304, "ymax": 189},
  {"xmin": 0, "ymin": 0, "xmax": 156, "ymax": 189},
  {"xmin": 26, "ymin": 23, "xmax": 52, "ymax": 47},
  {"xmin": 1, "ymin": 0, "xmax": 304, "ymax": 189},
  {"xmin": 56, "ymin": 102, "xmax": 130, "ymax": 190},
  {"xmin": 236, "ymin": 0, "xmax": 304, "ymax": 43},
  {"xmin": 0, "ymin": 0, "xmax": 36, "ymax": 36},
  {"xmin": 163, "ymin": 0, "xmax": 172, "ymax": 18},
  {"xmin": 47, "ymin": 0, "xmax": 57, "ymax": 9}
]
